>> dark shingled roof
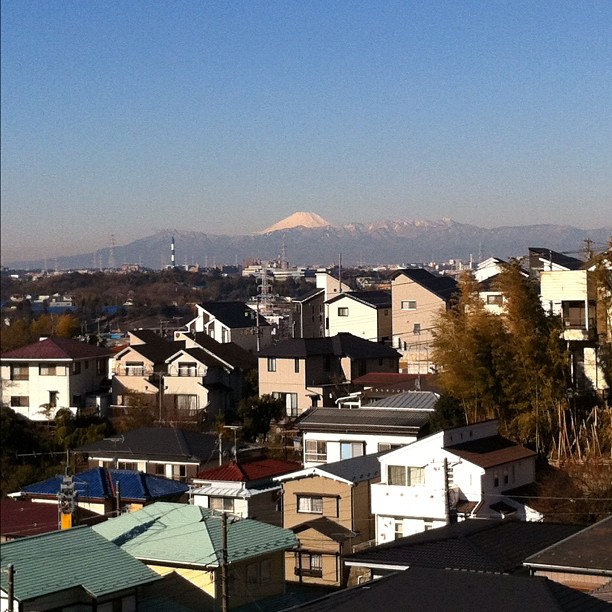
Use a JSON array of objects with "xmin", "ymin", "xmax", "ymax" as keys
[
  {"xmin": 259, "ymin": 333, "xmax": 400, "ymax": 359},
  {"xmin": 344, "ymin": 519, "xmax": 584, "ymax": 574},
  {"xmin": 128, "ymin": 329, "xmax": 167, "ymax": 345},
  {"xmin": 392, "ymin": 268, "xmax": 458, "ymax": 301},
  {"xmin": 199, "ymin": 301, "xmax": 270, "ymax": 328},
  {"xmin": 445, "ymin": 434, "xmax": 537, "ymax": 468},
  {"xmin": 79, "ymin": 428, "xmax": 220, "ymax": 464},
  {"xmin": 1, "ymin": 337, "xmax": 113, "ymax": 360},
  {"xmin": 326, "ymin": 290, "xmax": 391, "ymax": 309},
  {"xmin": 293, "ymin": 288, "xmax": 325, "ymax": 303},
  {"xmin": 191, "ymin": 332, "xmax": 257, "ymax": 370},
  {"xmin": 121, "ymin": 340, "xmax": 185, "ymax": 364},
  {"xmin": 529, "ymin": 247, "xmax": 584, "ymax": 271},
  {"xmin": 525, "ymin": 515, "xmax": 612, "ymax": 575},
  {"xmin": 296, "ymin": 407, "xmax": 431, "ymax": 435},
  {"xmin": 288, "ymin": 566, "xmax": 611, "ymax": 612},
  {"xmin": 292, "ymin": 517, "xmax": 355, "ymax": 542},
  {"xmin": 315, "ymin": 452, "xmax": 383, "ymax": 484}
]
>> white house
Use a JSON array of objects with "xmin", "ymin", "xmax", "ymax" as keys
[
  {"xmin": 1, "ymin": 337, "xmax": 113, "ymax": 420},
  {"xmin": 297, "ymin": 391, "xmax": 437, "ymax": 467},
  {"xmin": 371, "ymin": 420, "xmax": 538, "ymax": 543},
  {"xmin": 325, "ymin": 290, "xmax": 392, "ymax": 344}
]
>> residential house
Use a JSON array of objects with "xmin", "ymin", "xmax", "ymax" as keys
[
  {"xmin": 371, "ymin": 420, "xmax": 537, "ymax": 543},
  {"xmin": 528, "ymin": 247, "xmax": 584, "ymax": 280},
  {"xmin": 292, "ymin": 270, "xmax": 352, "ymax": 339},
  {"xmin": 0, "ymin": 499, "xmax": 104, "ymax": 542},
  {"xmin": 325, "ymin": 290, "xmax": 392, "ymax": 344},
  {"xmin": 17, "ymin": 467, "xmax": 188, "ymax": 516},
  {"xmin": 540, "ymin": 268, "xmax": 606, "ymax": 393},
  {"xmin": 274, "ymin": 453, "xmax": 382, "ymax": 587},
  {"xmin": 288, "ymin": 565, "xmax": 611, "ymax": 612},
  {"xmin": 258, "ymin": 333, "xmax": 400, "ymax": 417},
  {"xmin": 524, "ymin": 515, "xmax": 612, "ymax": 593},
  {"xmin": 79, "ymin": 427, "xmax": 225, "ymax": 481},
  {"xmin": 1, "ymin": 337, "xmax": 113, "ymax": 421},
  {"xmin": 344, "ymin": 518, "xmax": 583, "ymax": 583},
  {"xmin": 297, "ymin": 391, "xmax": 437, "ymax": 467},
  {"xmin": 93, "ymin": 501, "xmax": 298, "ymax": 610},
  {"xmin": 186, "ymin": 301, "xmax": 273, "ymax": 352},
  {"xmin": 391, "ymin": 268, "xmax": 458, "ymax": 373},
  {"xmin": 191, "ymin": 458, "xmax": 302, "ymax": 526},
  {"xmin": 0, "ymin": 527, "xmax": 161, "ymax": 612}
]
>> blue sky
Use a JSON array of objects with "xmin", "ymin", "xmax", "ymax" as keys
[{"xmin": 2, "ymin": 1, "xmax": 611, "ymax": 262}]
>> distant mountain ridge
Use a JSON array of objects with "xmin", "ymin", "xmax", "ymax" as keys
[{"xmin": 6, "ymin": 216, "xmax": 610, "ymax": 270}]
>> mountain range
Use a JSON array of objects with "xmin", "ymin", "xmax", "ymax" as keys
[{"xmin": 6, "ymin": 214, "xmax": 611, "ymax": 270}]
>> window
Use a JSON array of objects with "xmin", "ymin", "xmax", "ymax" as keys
[
  {"xmin": 96, "ymin": 359, "xmax": 105, "ymax": 376},
  {"xmin": 267, "ymin": 357, "xmax": 277, "ymax": 372},
  {"xmin": 493, "ymin": 470, "xmax": 499, "ymax": 488},
  {"xmin": 155, "ymin": 464, "xmax": 166, "ymax": 476},
  {"xmin": 246, "ymin": 559, "xmax": 272, "ymax": 587},
  {"xmin": 72, "ymin": 394, "xmax": 82, "ymax": 407},
  {"xmin": 297, "ymin": 495, "xmax": 323, "ymax": 514},
  {"xmin": 295, "ymin": 553, "xmax": 323, "ymax": 578},
  {"xmin": 286, "ymin": 393, "xmax": 298, "ymax": 417},
  {"xmin": 304, "ymin": 440, "xmax": 327, "ymax": 463},
  {"xmin": 48, "ymin": 391, "xmax": 58, "ymax": 408},
  {"xmin": 39, "ymin": 363, "xmax": 63, "ymax": 376},
  {"xmin": 401, "ymin": 300, "xmax": 417, "ymax": 310},
  {"xmin": 413, "ymin": 323, "xmax": 421, "ymax": 335},
  {"xmin": 10, "ymin": 365, "xmax": 29, "ymax": 380},
  {"xmin": 72, "ymin": 362, "xmax": 81, "ymax": 375},
  {"xmin": 210, "ymin": 496, "xmax": 234, "ymax": 512},
  {"xmin": 503, "ymin": 466, "xmax": 509, "ymax": 485},
  {"xmin": 11, "ymin": 396, "xmax": 29, "ymax": 407},
  {"xmin": 178, "ymin": 362, "xmax": 198, "ymax": 376},
  {"xmin": 118, "ymin": 461, "xmax": 138, "ymax": 470},
  {"xmin": 175, "ymin": 394, "xmax": 199, "ymax": 414},
  {"xmin": 294, "ymin": 358, "xmax": 300, "ymax": 373},
  {"xmin": 378, "ymin": 443, "xmax": 402, "ymax": 452},
  {"xmin": 387, "ymin": 465, "xmax": 425, "ymax": 486},
  {"xmin": 172, "ymin": 464, "xmax": 187, "ymax": 481},
  {"xmin": 338, "ymin": 307, "xmax": 349, "ymax": 317},
  {"xmin": 125, "ymin": 361, "xmax": 145, "ymax": 376},
  {"xmin": 394, "ymin": 519, "xmax": 404, "ymax": 540},
  {"xmin": 340, "ymin": 441, "xmax": 364, "ymax": 460},
  {"xmin": 487, "ymin": 294, "xmax": 503, "ymax": 306}
]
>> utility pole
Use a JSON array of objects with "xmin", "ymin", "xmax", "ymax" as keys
[
  {"xmin": 4, "ymin": 564, "xmax": 15, "ymax": 612},
  {"xmin": 59, "ymin": 472, "xmax": 75, "ymax": 530},
  {"xmin": 443, "ymin": 458, "xmax": 450, "ymax": 526},
  {"xmin": 221, "ymin": 512, "xmax": 229, "ymax": 612}
]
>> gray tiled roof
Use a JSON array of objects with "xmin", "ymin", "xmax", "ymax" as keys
[
  {"xmin": 260, "ymin": 333, "xmax": 400, "ymax": 359},
  {"xmin": 316, "ymin": 452, "xmax": 383, "ymax": 484},
  {"xmin": 296, "ymin": 407, "xmax": 431, "ymax": 434},
  {"xmin": 392, "ymin": 268, "xmax": 458, "ymax": 301},
  {"xmin": 345, "ymin": 519, "xmax": 583, "ymax": 573},
  {"xmin": 365, "ymin": 391, "xmax": 438, "ymax": 411},
  {"xmin": 200, "ymin": 301, "xmax": 270, "ymax": 328},
  {"xmin": 326, "ymin": 290, "xmax": 391, "ymax": 308},
  {"xmin": 288, "ymin": 566, "xmax": 611, "ymax": 611},
  {"xmin": 524, "ymin": 515, "xmax": 612, "ymax": 574}
]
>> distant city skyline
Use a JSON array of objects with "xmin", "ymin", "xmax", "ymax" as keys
[{"xmin": 2, "ymin": 1, "xmax": 611, "ymax": 262}]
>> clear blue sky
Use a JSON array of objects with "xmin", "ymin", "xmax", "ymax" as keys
[{"xmin": 2, "ymin": 0, "xmax": 611, "ymax": 262}]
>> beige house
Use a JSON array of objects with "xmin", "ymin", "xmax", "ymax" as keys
[
  {"xmin": 258, "ymin": 333, "xmax": 400, "ymax": 417},
  {"xmin": 275, "ymin": 453, "xmax": 381, "ymax": 587},
  {"xmin": 391, "ymin": 269, "xmax": 457, "ymax": 374}
]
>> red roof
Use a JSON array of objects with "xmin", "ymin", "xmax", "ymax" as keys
[
  {"xmin": 196, "ymin": 458, "xmax": 302, "ymax": 482},
  {"xmin": 1, "ymin": 337, "xmax": 113, "ymax": 360},
  {"xmin": 0, "ymin": 499, "xmax": 60, "ymax": 538}
]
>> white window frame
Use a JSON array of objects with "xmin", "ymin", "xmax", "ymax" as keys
[
  {"xmin": 304, "ymin": 439, "xmax": 327, "ymax": 463},
  {"xmin": 401, "ymin": 300, "xmax": 417, "ymax": 310}
]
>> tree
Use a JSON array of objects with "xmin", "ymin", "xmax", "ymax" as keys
[
  {"xmin": 237, "ymin": 394, "xmax": 285, "ymax": 442},
  {"xmin": 55, "ymin": 313, "xmax": 81, "ymax": 338}
]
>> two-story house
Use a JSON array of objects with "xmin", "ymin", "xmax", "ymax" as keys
[
  {"xmin": 186, "ymin": 301, "xmax": 273, "ymax": 353},
  {"xmin": 297, "ymin": 391, "xmax": 438, "ymax": 467},
  {"xmin": 191, "ymin": 458, "xmax": 301, "ymax": 526},
  {"xmin": 258, "ymin": 333, "xmax": 401, "ymax": 417},
  {"xmin": 371, "ymin": 420, "xmax": 537, "ymax": 543},
  {"xmin": 391, "ymin": 269, "xmax": 458, "ymax": 374},
  {"xmin": 274, "ymin": 453, "xmax": 382, "ymax": 587},
  {"xmin": 325, "ymin": 290, "xmax": 392, "ymax": 344},
  {"xmin": 292, "ymin": 270, "xmax": 352, "ymax": 339},
  {"xmin": 1, "ymin": 337, "xmax": 113, "ymax": 421}
]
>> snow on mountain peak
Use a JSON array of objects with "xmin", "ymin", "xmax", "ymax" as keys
[{"xmin": 258, "ymin": 212, "xmax": 332, "ymax": 234}]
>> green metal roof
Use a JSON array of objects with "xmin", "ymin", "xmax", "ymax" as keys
[
  {"xmin": 0, "ymin": 527, "xmax": 161, "ymax": 602},
  {"xmin": 93, "ymin": 502, "xmax": 298, "ymax": 568}
]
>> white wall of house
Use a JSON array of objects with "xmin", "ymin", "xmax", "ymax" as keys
[
  {"xmin": 326, "ymin": 296, "xmax": 384, "ymax": 342},
  {"xmin": 302, "ymin": 430, "xmax": 417, "ymax": 468},
  {"xmin": 2, "ymin": 358, "xmax": 108, "ymax": 420}
]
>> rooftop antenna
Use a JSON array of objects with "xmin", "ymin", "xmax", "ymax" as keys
[{"xmin": 171, "ymin": 236, "xmax": 176, "ymax": 268}]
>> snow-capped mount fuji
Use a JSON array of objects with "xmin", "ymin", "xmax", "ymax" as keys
[
  {"xmin": 6, "ymin": 217, "xmax": 610, "ymax": 270},
  {"xmin": 257, "ymin": 211, "xmax": 332, "ymax": 234}
]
